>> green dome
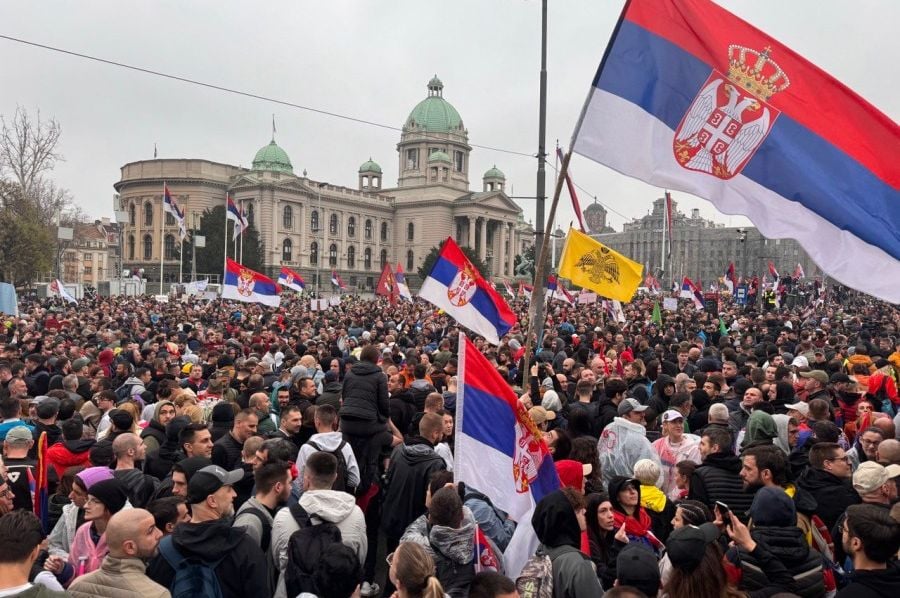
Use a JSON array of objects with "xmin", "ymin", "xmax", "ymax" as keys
[
  {"xmin": 252, "ymin": 140, "xmax": 293, "ymax": 173},
  {"xmin": 359, "ymin": 158, "xmax": 382, "ymax": 174},
  {"xmin": 484, "ymin": 165, "xmax": 505, "ymax": 179},
  {"xmin": 405, "ymin": 76, "xmax": 463, "ymax": 133},
  {"xmin": 428, "ymin": 150, "xmax": 451, "ymax": 163}
]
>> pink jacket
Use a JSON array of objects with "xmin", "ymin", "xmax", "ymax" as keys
[{"xmin": 67, "ymin": 521, "xmax": 109, "ymax": 583}]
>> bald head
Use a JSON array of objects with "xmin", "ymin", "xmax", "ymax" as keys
[
  {"xmin": 249, "ymin": 392, "xmax": 270, "ymax": 411},
  {"xmin": 105, "ymin": 508, "xmax": 162, "ymax": 559},
  {"xmin": 112, "ymin": 433, "xmax": 141, "ymax": 459},
  {"xmin": 877, "ymin": 439, "xmax": 900, "ymax": 466},
  {"xmin": 873, "ymin": 417, "xmax": 896, "ymax": 440}
]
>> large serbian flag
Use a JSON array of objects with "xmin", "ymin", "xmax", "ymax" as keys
[
  {"xmin": 572, "ymin": 0, "xmax": 900, "ymax": 303},
  {"xmin": 418, "ymin": 237, "xmax": 516, "ymax": 345},
  {"xmin": 277, "ymin": 266, "xmax": 305, "ymax": 292},
  {"xmin": 454, "ymin": 335, "xmax": 559, "ymax": 575},
  {"xmin": 394, "ymin": 263, "xmax": 413, "ymax": 301},
  {"xmin": 222, "ymin": 258, "xmax": 281, "ymax": 307}
]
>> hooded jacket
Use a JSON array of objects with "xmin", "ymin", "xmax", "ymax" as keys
[
  {"xmin": 598, "ymin": 417, "xmax": 660, "ymax": 486},
  {"xmin": 146, "ymin": 518, "xmax": 269, "ymax": 598},
  {"xmin": 532, "ymin": 490, "xmax": 603, "ymax": 598},
  {"xmin": 295, "ymin": 431, "xmax": 360, "ymax": 490},
  {"xmin": 380, "ymin": 437, "xmax": 447, "ymax": 540},
  {"xmin": 795, "ymin": 467, "xmax": 860, "ymax": 529},
  {"xmin": 836, "ymin": 562, "xmax": 900, "ymax": 597},
  {"xmin": 116, "ymin": 376, "xmax": 146, "ymax": 399},
  {"xmin": 317, "ymin": 380, "xmax": 343, "ymax": 411},
  {"xmin": 339, "ymin": 361, "xmax": 389, "ymax": 424},
  {"xmin": 734, "ymin": 526, "xmax": 825, "ymax": 598},
  {"xmin": 270, "ymin": 489, "xmax": 367, "ymax": 598},
  {"xmin": 401, "ymin": 508, "xmax": 483, "ymax": 598},
  {"xmin": 68, "ymin": 555, "xmax": 169, "ymax": 598},
  {"xmin": 139, "ymin": 401, "xmax": 173, "ymax": 454},
  {"xmin": 48, "ymin": 502, "xmax": 82, "ymax": 559},
  {"xmin": 46, "ymin": 438, "xmax": 95, "ymax": 479},
  {"xmin": 689, "ymin": 451, "xmax": 756, "ymax": 521}
]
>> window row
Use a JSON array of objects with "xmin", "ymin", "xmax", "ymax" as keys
[
  {"xmin": 281, "ymin": 241, "xmax": 415, "ymax": 271},
  {"xmin": 304, "ymin": 211, "xmax": 390, "ymax": 241},
  {"xmin": 130, "ymin": 201, "xmax": 256, "ymax": 228}
]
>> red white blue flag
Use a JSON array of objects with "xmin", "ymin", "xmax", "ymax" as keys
[
  {"xmin": 725, "ymin": 262, "xmax": 737, "ymax": 292},
  {"xmin": 768, "ymin": 261, "xmax": 780, "ymax": 280},
  {"xmin": 681, "ymin": 276, "xmax": 704, "ymax": 309},
  {"xmin": 573, "ymin": 0, "xmax": 900, "ymax": 302},
  {"xmin": 331, "ymin": 270, "xmax": 346, "ymax": 290},
  {"xmin": 222, "ymin": 258, "xmax": 280, "ymax": 307},
  {"xmin": 454, "ymin": 335, "xmax": 559, "ymax": 575},
  {"xmin": 163, "ymin": 184, "xmax": 187, "ymax": 241},
  {"xmin": 277, "ymin": 266, "xmax": 305, "ymax": 292},
  {"xmin": 226, "ymin": 196, "xmax": 248, "ymax": 240},
  {"xmin": 394, "ymin": 263, "xmax": 413, "ymax": 301},
  {"xmin": 418, "ymin": 237, "xmax": 516, "ymax": 345}
]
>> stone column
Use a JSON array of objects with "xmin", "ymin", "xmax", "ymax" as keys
[
  {"xmin": 467, "ymin": 216, "xmax": 476, "ymax": 248},
  {"xmin": 507, "ymin": 223, "xmax": 516, "ymax": 276},
  {"xmin": 499, "ymin": 222, "xmax": 508, "ymax": 278},
  {"xmin": 478, "ymin": 218, "xmax": 487, "ymax": 262}
]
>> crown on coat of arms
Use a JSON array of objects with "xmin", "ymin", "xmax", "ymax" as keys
[{"xmin": 727, "ymin": 44, "xmax": 790, "ymax": 100}]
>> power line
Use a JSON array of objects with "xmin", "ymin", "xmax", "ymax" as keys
[{"xmin": 0, "ymin": 32, "xmax": 631, "ymax": 220}]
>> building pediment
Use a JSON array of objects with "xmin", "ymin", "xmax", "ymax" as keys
[{"xmin": 456, "ymin": 191, "xmax": 521, "ymax": 214}]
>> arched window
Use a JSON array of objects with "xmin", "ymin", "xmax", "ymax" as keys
[
  {"xmin": 380, "ymin": 249, "xmax": 388, "ymax": 269},
  {"xmin": 143, "ymin": 235, "xmax": 152, "ymax": 260},
  {"xmin": 329, "ymin": 214, "xmax": 338, "ymax": 235},
  {"xmin": 165, "ymin": 212, "xmax": 175, "ymax": 226},
  {"xmin": 407, "ymin": 222, "xmax": 415, "ymax": 242},
  {"xmin": 282, "ymin": 238, "xmax": 292, "ymax": 262},
  {"xmin": 406, "ymin": 250, "xmax": 414, "ymax": 271},
  {"xmin": 127, "ymin": 234, "xmax": 135, "ymax": 260},
  {"xmin": 246, "ymin": 203, "xmax": 255, "ymax": 227},
  {"xmin": 347, "ymin": 246, "xmax": 355, "ymax": 268},
  {"xmin": 329, "ymin": 244, "xmax": 338, "ymax": 267},
  {"xmin": 365, "ymin": 219, "xmax": 373, "ymax": 240},
  {"xmin": 164, "ymin": 234, "xmax": 176, "ymax": 261},
  {"xmin": 283, "ymin": 205, "xmax": 293, "ymax": 229},
  {"xmin": 310, "ymin": 241, "xmax": 318, "ymax": 265},
  {"xmin": 381, "ymin": 222, "xmax": 388, "ymax": 242},
  {"xmin": 310, "ymin": 210, "xmax": 319, "ymax": 232},
  {"xmin": 364, "ymin": 248, "xmax": 372, "ymax": 270},
  {"xmin": 144, "ymin": 202, "xmax": 153, "ymax": 227},
  {"xmin": 348, "ymin": 216, "xmax": 356, "ymax": 238},
  {"xmin": 128, "ymin": 203, "xmax": 135, "ymax": 226}
]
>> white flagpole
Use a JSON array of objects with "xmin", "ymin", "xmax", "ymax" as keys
[
  {"xmin": 159, "ymin": 182, "xmax": 165, "ymax": 295},
  {"xmin": 223, "ymin": 193, "xmax": 229, "ymax": 279},
  {"xmin": 178, "ymin": 236, "xmax": 183, "ymax": 285},
  {"xmin": 239, "ymin": 199, "xmax": 244, "ymax": 264}
]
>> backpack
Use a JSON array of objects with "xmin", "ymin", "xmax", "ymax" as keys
[
  {"xmin": 158, "ymin": 535, "xmax": 226, "ymax": 598},
  {"xmin": 307, "ymin": 440, "xmax": 352, "ymax": 492},
  {"xmin": 515, "ymin": 553, "xmax": 554, "ymax": 598},
  {"xmin": 432, "ymin": 542, "xmax": 475, "ymax": 598},
  {"xmin": 237, "ymin": 506, "xmax": 273, "ymax": 552},
  {"xmin": 283, "ymin": 503, "xmax": 344, "ymax": 598}
]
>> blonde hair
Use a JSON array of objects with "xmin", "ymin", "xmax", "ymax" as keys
[
  {"xmin": 181, "ymin": 404, "xmax": 204, "ymax": 424},
  {"xmin": 393, "ymin": 542, "xmax": 444, "ymax": 598},
  {"xmin": 633, "ymin": 458, "xmax": 661, "ymax": 486}
]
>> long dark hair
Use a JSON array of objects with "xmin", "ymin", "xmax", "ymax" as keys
[
  {"xmin": 663, "ymin": 542, "xmax": 743, "ymax": 598},
  {"xmin": 585, "ymin": 492, "xmax": 613, "ymax": 562}
]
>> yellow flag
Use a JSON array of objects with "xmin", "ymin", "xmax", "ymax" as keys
[{"xmin": 558, "ymin": 227, "xmax": 643, "ymax": 302}]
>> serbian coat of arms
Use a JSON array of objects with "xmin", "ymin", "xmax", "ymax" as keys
[
  {"xmin": 674, "ymin": 45, "xmax": 789, "ymax": 180},
  {"xmin": 236, "ymin": 268, "xmax": 256, "ymax": 297},
  {"xmin": 447, "ymin": 266, "xmax": 477, "ymax": 307}
]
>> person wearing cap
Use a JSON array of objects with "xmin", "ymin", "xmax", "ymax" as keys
[
  {"xmin": 30, "ymin": 397, "xmax": 62, "ymax": 454},
  {"xmin": 68, "ymin": 508, "xmax": 168, "ymax": 598},
  {"xmin": 139, "ymin": 400, "xmax": 175, "ymax": 455},
  {"xmin": 529, "ymin": 405, "xmax": 556, "ymax": 433},
  {"xmin": 146, "ymin": 464, "xmax": 270, "ymax": 598},
  {"xmin": 653, "ymin": 409, "xmax": 701, "ymax": 500},
  {"xmin": 48, "ymin": 478, "xmax": 129, "ymax": 584},
  {"xmin": 555, "ymin": 459, "xmax": 591, "ymax": 494},
  {"xmin": 317, "ymin": 370, "xmax": 343, "ymax": 411},
  {"xmin": 531, "ymin": 489, "xmax": 603, "ymax": 598},
  {"xmin": 0, "ymin": 396, "xmax": 35, "ymax": 442},
  {"xmin": 24, "ymin": 354, "xmax": 50, "ymax": 397},
  {"xmin": 3, "ymin": 425, "xmax": 36, "ymax": 513},
  {"xmin": 728, "ymin": 486, "xmax": 827, "ymax": 597},
  {"xmin": 598, "ymin": 398, "xmax": 660, "ymax": 487},
  {"xmin": 662, "ymin": 516, "xmax": 796, "ymax": 597},
  {"xmin": 798, "ymin": 369, "xmax": 830, "ymax": 404},
  {"xmin": 850, "ymin": 461, "xmax": 899, "ymax": 508},
  {"xmin": 837, "ymin": 504, "xmax": 900, "ymax": 596},
  {"xmin": 614, "ymin": 543, "xmax": 661, "ymax": 597},
  {"xmin": 608, "ymin": 475, "xmax": 664, "ymax": 555}
]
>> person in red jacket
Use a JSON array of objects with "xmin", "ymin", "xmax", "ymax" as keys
[{"xmin": 47, "ymin": 418, "xmax": 95, "ymax": 479}]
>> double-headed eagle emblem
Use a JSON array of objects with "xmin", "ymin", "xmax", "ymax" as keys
[{"xmin": 575, "ymin": 247, "xmax": 620, "ymax": 285}]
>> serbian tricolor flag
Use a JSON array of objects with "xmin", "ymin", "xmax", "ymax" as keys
[
  {"xmin": 572, "ymin": 0, "xmax": 900, "ymax": 303},
  {"xmin": 546, "ymin": 276, "xmax": 574, "ymax": 306},
  {"xmin": 163, "ymin": 184, "xmax": 187, "ymax": 241},
  {"xmin": 277, "ymin": 266, "xmax": 305, "ymax": 292},
  {"xmin": 222, "ymin": 258, "xmax": 281, "ymax": 307},
  {"xmin": 226, "ymin": 196, "xmax": 248, "ymax": 240},
  {"xmin": 680, "ymin": 277, "xmax": 704, "ymax": 309},
  {"xmin": 331, "ymin": 270, "xmax": 346, "ymax": 290},
  {"xmin": 518, "ymin": 282, "xmax": 533, "ymax": 301},
  {"xmin": 644, "ymin": 272, "xmax": 661, "ymax": 294},
  {"xmin": 502, "ymin": 280, "xmax": 516, "ymax": 299},
  {"xmin": 33, "ymin": 431, "xmax": 49, "ymax": 531},
  {"xmin": 395, "ymin": 263, "xmax": 413, "ymax": 301},
  {"xmin": 794, "ymin": 263, "xmax": 806, "ymax": 279},
  {"xmin": 455, "ymin": 335, "xmax": 559, "ymax": 576},
  {"xmin": 768, "ymin": 261, "xmax": 780, "ymax": 280},
  {"xmin": 419, "ymin": 237, "xmax": 516, "ymax": 345},
  {"xmin": 725, "ymin": 262, "xmax": 738, "ymax": 292}
]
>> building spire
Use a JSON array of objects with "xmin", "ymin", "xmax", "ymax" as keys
[{"xmin": 272, "ymin": 114, "xmax": 277, "ymax": 142}]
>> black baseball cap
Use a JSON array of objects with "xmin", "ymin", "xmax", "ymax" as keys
[
  {"xmin": 187, "ymin": 465, "xmax": 244, "ymax": 504},
  {"xmin": 616, "ymin": 544, "xmax": 661, "ymax": 594},
  {"xmin": 830, "ymin": 372, "xmax": 851, "ymax": 384},
  {"xmin": 666, "ymin": 522, "xmax": 720, "ymax": 572}
]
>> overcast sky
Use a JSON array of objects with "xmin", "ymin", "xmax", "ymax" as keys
[{"xmin": 2, "ymin": 0, "xmax": 897, "ymax": 233}]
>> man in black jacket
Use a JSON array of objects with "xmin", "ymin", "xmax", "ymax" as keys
[
  {"xmin": 689, "ymin": 427, "xmax": 755, "ymax": 521},
  {"xmin": 837, "ymin": 504, "xmax": 900, "ymax": 596},
  {"xmin": 796, "ymin": 442, "xmax": 860, "ymax": 529},
  {"xmin": 380, "ymin": 413, "xmax": 446, "ymax": 552},
  {"xmin": 147, "ymin": 464, "xmax": 270, "ymax": 598},
  {"xmin": 212, "ymin": 409, "xmax": 258, "ymax": 471}
]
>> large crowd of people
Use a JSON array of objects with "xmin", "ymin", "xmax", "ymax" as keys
[{"xmin": 0, "ymin": 286, "xmax": 897, "ymax": 597}]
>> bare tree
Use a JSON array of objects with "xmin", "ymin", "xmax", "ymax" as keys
[{"xmin": 0, "ymin": 106, "xmax": 63, "ymax": 194}]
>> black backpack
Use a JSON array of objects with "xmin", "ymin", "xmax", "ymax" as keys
[
  {"xmin": 236, "ymin": 507, "xmax": 273, "ymax": 552},
  {"xmin": 283, "ymin": 504, "xmax": 343, "ymax": 598},
  {"xmin": 307, "ymin": 440, "xmax": 352, "ymax": 493}
]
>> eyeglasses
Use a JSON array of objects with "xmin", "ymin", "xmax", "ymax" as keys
[
  {"xmin": 826, "ymin": 455, "xmax": 851, "ymax": 463},
  {"xmin": 386, "ymin": 552, "xmax": 394, "ymax": 566}
]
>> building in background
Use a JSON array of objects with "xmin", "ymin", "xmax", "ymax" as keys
[
  {"xmin": 113, "ymin": 76, "xmax": 533, "ymax": 291},
  {"xmin": 60, "ymin": 221, "xmax": 111, "ymax": 287}
]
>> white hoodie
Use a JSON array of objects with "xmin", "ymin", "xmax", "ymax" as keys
[{"xmin": 270, "ymin": 489, "xmax": 368, "ymax": 598}]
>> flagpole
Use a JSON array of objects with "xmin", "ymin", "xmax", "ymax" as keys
[
  {"xmin": 159, "ymin": 182, "xmax": 165, "ymax": 295},
  {"xmin": 223, "ymin": 193, "xmax": 229, "ymax": 279},
  {"xmin": 661, "ymin": 191, "xmax": 667, "ymax": 280},
  {"xmin": 239, "ymin": 199, "xmax": 244, "ymax": 264},
  {"xmin": 523, "ymin": 149, "xmax": 572, "ymax": 381},
  {"xmin": 178, "ymin": 237, "xmax": 183, "ymax": 285}
]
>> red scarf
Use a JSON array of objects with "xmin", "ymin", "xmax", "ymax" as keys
[{"xmin": 612, "ymin": 508, "xmax": 663, "ymax": 549}]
